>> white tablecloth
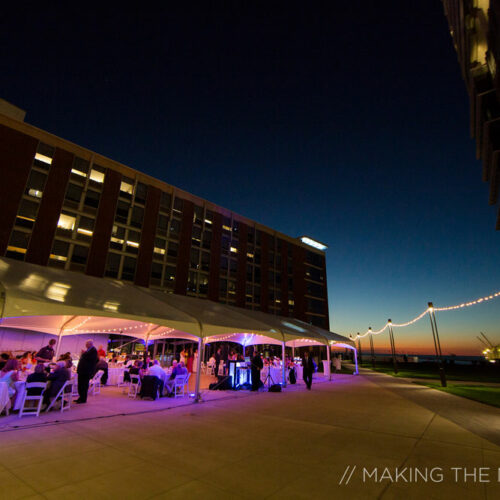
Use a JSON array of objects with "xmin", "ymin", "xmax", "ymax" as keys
[
  {"xmin": 107, "ymin": 367, "xmax": 125, "ymax": 385},
  {"xmin": 13, "ymin": 381, "xmax": 26, "ymax": 411},
  {"xmin": 0, "ymin": 382, "xmax": 10, "ymax": 415},
  {"xmin": 260, "ymin": 366, "xmax": 283, "ymax": 384}
]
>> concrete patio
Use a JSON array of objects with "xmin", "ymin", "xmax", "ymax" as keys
[{"xmin": 0, "ymin": 372, "xmax": 498, "ymax": 499}]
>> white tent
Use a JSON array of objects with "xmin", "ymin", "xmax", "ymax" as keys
[{"xmin": 0, "ymin": 257, "xmax": 354, "ymax": 400}]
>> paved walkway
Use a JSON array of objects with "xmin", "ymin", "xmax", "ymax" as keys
[{"xmin": 0, "ymin": 373, "xmax": 498, "ymax": 499}]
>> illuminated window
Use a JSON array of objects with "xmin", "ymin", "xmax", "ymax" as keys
[
  {"xmin": 71, "ymin": 157, "xmax": 89, "ymax": 178},
  {"xmin": 57, "ymin": 213, "xmax": 76, "ymax": 232},
  {"xmin": 89, "ymin": 169, "xmax": 105, "ymax": 183},
  {"xmin": 110, "ymin": 225, "xmax": 125, "ymax": 249},
  {"xmin": 7, "ymin": 231, "xmax": 30, "ymax": 257},
  {"xmin": 198, "ymin": 274, "xmax": 208, "ymax": 295},
  {"xmin": 120, "ymin": 179, "xmax": 134, "ymax": 197},
  {"xmin": 34, "ymin": 143, "xmax": 54, "ymax": 168},
  {"xmin": 153, "ymin": 237, "xmax": 166, "ymax": 256},
  {"xmin": 50, "ymin": 240, "xmax": 70, "ymax": 266},
  {"xmin": 126, "ymin": 230, "xmax": 140, "ymax": 253},
  {"xmin": 230, "ymin": 246, "xmax": 238, "ymax": 254}
]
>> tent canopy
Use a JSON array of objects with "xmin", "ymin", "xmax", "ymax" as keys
[{"xmin": 0, "ymin": 257, "xmax": 352, "ymax": 347}]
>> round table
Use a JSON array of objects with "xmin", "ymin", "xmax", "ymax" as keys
[
  {"xmin": 0, "ymin": 382, "xmax": 11, "ymax": 415},
  {"xmin": 107, "ymin": 367, "xmax": 125, "ymax": 385}
]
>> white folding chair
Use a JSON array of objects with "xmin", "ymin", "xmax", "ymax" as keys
[
  {"xmin": 128, "ymin": 374, "xmax": 141, "ymax": 399},
  {"xmin": 200, "ymin": 362, "xmax": 206, "ymax": 374},
  {"xmin": 47, "ymin": 380, "xmax": 72, "ymax": 413},
  {"xmin": 18, "ymin": 382, "xmax": 47, "ymax": 418},
  {"xmin": 89, "ymin": 370, "xmax": 104, "ymax": 396},
  {"xmin": 71, "ymin": 374, "xmax": 79, "ymax": 398},
  {"xmin": 173, "ymin": 374, "xmax": 188, "ymax": 398},
  {"xmin": 206, "ymin": 363, "xmax": 215, "ymax": 376}
]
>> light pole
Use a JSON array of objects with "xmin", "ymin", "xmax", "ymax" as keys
[
  {"xmin": 357, "ymin": 333, "xmax": 362, "ymax": 365},
  {"xmin": 428, "ymin": 302, "xmax": 447, "ymax": 387},
  {"xmin": 387, "ymin": 319, "xmax": 398, "ymax": 374},
  {"xmin": 368, "ymin": 327, "xmax": 375, "ymax": 369}
]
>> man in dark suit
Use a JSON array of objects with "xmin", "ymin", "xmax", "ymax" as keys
[
  {"xmin": 302, "ymin": 350, "xmax": 315, "ymax": 390},
  {"xmin": 76, "ymin": 340, "xmax": 98, "ymax": 403},
  {"xmin": 251, "ymin": 350, "xmax": 263, "ymax": 391}
]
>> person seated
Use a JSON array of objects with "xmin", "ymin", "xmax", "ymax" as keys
[
  {"xmin": 0, "ymin": 359, "xmax": 19, "ymax": 406},
  {"xmin": 164, "ymin": 361, "xmax": 188, "ymax": 396},
  {"xmin": 26, "ymin": 364, "xmax": 48, "ymax": 396},
  {"xmin": 41, "ymin": 361, "xmax": 70, "ymax": 411},
  {"xmin": 97, "ymin": 345, "xmax": 106, "ymax": 358},
  {"xmin": 147, "ymin": 360, "xmax": 165, "ymax": 396},
  {"xmin": 0, "ymin": 352, "xmax": 11, "ymax": 371},
  {"xmin": 20, "ymin": 351, "xmax": 34, "ymax": 371},
  {"xmin": 58, "ymin": 352, "xmax": 72, "ymax": 362},
  {"xmin": 95, "ymin": 357, "xmax": 109, "ymax": 385},
  {"xmin": 128, "ymin": 360, "xmax": 142, "ymax": 381}
]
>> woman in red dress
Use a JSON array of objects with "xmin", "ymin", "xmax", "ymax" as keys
[{"xmin": 186, "ymin": 349, "xmax": 194, "ymax": 373}]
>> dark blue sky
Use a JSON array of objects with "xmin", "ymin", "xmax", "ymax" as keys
[{"xmin": 2, "ymin": 1, "xmax": 499, "ymax": 353}]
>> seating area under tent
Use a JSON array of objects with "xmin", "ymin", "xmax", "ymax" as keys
[{"xmin": 0, "ymin": 257, "xmax": 356, "ymax": 421}]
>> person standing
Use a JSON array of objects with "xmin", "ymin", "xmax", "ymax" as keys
[
  {"xmin": 251, "ymin": 350, "xmax": 263, "ymax": 391},
  {"xmin": 214, "ymin": 347, "xmax": 222, "ymax": 377},
  {"xmin": 75, "ymin": 340, "xmax": 98, "ymax": 404},
  {"xmin": 35, "ymin": 339, "xmax": 57, "ymax": 364},
  {"xmin": 302, "ymin": 350, "xmax": 315, "ymax": 390}
]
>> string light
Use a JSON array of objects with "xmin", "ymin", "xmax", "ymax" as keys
[{"xmin": 354, "ymin": 289, "xmax": 500, "ymax": 340}]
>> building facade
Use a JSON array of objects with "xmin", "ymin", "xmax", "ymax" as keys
[
  {"xmin": 0, "ymin": 109, "xmax": 330, "ymax": 329},
  {"xmin": 441, "ymin": 0, "xmax": 500, "ymax": 228}
]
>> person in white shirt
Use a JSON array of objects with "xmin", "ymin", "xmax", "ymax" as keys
[{"xmin": 148, "ymin": 360, "xmax": 166, "ymax": 396}]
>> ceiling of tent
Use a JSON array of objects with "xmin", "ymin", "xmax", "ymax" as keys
[{"xmin": 0, "ymin": 257, "xmax": 352, "ymax": 346}]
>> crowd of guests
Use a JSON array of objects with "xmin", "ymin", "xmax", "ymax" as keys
[
  {"xmin": 0, "ymin": 339, "xmax": 112, "ymax": 412},
  {"xmin": 122, "ymin": 356, "xmax": 189, "ymax": 397}
]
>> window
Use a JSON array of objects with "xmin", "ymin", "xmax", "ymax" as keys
[
  {"xmin": 16, "ymin": 199, "xmax": 39, "ymax": 228},
  {"xmin": 157, "ymin": 214, "xmax": 168, "ymax": 236},
  {"xmin": 190, "ymin": 249, "xmax": 200, "ymax": 270},
  {"xmin": 8, "ymin": 230, "xmax": 30, "ymax": 254},
  {"xmin": 89, "ymin": 167, "xmax": 105, "ymax": 184},
  {"xmin": 229, "ymin": 259, "xmax": 237, "ymax": 278},
  {"xmin": 34, "ymin": 142, "xmax": 54, "ymax": 168},
  {"xmin": 192, "ymin": 226, "xmax": 201, "ymax": 247},
  {"xmin": 307, "ymin": 298, "xmax": 325, "ymax": 315},
  {"xmin": 57, "ymin": 213, "xmax": 76, "ymax": 235},
  {"xmin": 151, "ymin": 262, "xmax": 163, "ymax": 286},
  {"xmin": 219, "ymin": 278, "xmax": 227, "ymax": 297},
  {"xmin": 202, "ymin": 230, "xmax": 212, "ymax": 250},
  {"xmin": 121, "ymin": 256, "xmax": 136, "ymax": 281},
  {"xmin": 221, "ymin": 235, "xmax": 230, "ymax": 254},
  {"xmin": 305, "ymin": 266, "xmax": 324, "ymax": 282},
  {"xmin": 222, "ymin": 217, "xmax": 231, "ymax": 232},
  {"xmin": 173, "ymin": 197, "xmax": 183, "ymax": 216},
  {"xmin": 71, "ymin": 244, "xmax": 88, "ymax": 264},
  {"xmin": 228, "ymin": 280, "xmax": 236, "ymax": 296},
  {"xmin": 105, "ymin": 252, "xmax": 121, "ymax": 278},
  {"xmin": 198, "ymin": 274, "xmax": 208, "ymax": 295},
  {"xmin": 204, "ymin": 210, "xmax": 214, "ymax": 225},
  {"xmin": 246, "ymin": 264, "xmax": 253, "ymax": 282},
  {"xmin": 220, "ymin": 256, "xmax": 228, "ymax": 275},
  {"xmin": 126, "ymin": 230, "xmax": 140, "ymax": 254},
  {"xmin": 134, "ymin": 182, "xmax": 147, "ymax": 205},
  {"xmin": 160, "ymin": 192, "xmax": 172, "ymax": 212},
  {"xmin": 76, "ymin": 216, "xmax": 94, "ymax": 240},
  {"xmin": 130, "ymin": 206, "xmax": 144, "ymax": 228},
  {"xmin": 232, "ymin": 220, "xmax": 239, "ymax": 238},
  {"xmin": 50, "ymin": 240, "xmax": 70, "ymax": 262},
  {"xmin": 115, "ymin": 200, "xmax": 130, "ymax": 224},
  {"xmin": 193, "ymin": 205, "xmax": 203, "ymax": 226},
  {"xmin": 71, "ymin": 157, "xmax": 90, "ymax": 179},
  {"xmin": 306, "ymin": 281, "xmax": 325, "ymax": 298},
  {"xmin": 164, "ymin": 265, "xmax": 176, "ymax": 285},
  {"xmin": 84, "ymin": 190, "xmax": 101, "ymax": 211},
  {"xmin": 25, "ymin": 170, "xmax": 47, "ymax": 199},
  {"xmin": 153, "ymin": 237, "xmax": 166, "ymax": 257},
  {"xmin": 65, "ymin": 183, "xmax": 83, "ymax": 207},
  {"xmin": 254, "ymin": 267, "xmax": 261, "ymax": 284},
  {"xmin": 120, "ymin": 177, "xmax": 134, "ymax": 199},
  {"xmin": 200, "ymin": 251, "xmax": 210, "ymax": 272},
  {"xmin": 169, "ymin": 219, "xmax": 180, "ymax": 239},
  {"xmin": 110, "ymin": 225, "xmax": 125, "ymax": 250},
  {"xmin": 187, "ymin": 271, "xmax": 197, "ymax": 293},
  {"xmin": 306, "ymin": 251, "xmax": 323, "ymax": 267},
  {"xmin": 167, "ymin": 242, "xmax": 178, "ymax": 262}
]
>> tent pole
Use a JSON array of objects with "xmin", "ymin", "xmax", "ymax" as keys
[
  {"xmin": 55, "ymin": 315, "xmax": 78, "ymax": 360},
  {"xmin": 354, "ymin": 347, "xmax": 359, "ymax": 375},
  {"xmin": 194, "ymin": 334, "xmax": 204, "ymax": 402},
  {"xmin": 281, "ymin": 341, "xmax": 286, "ymax": 387},
  {"xmin": 326, "ymin": 342, "xmax": 331, "ymax": 381}
]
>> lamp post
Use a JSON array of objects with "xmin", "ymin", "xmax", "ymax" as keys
[
  {"xmin": 357, "ymin": 333, "xmax": 362, "ymax": 365},
  {"xmin": 387, "ymin": 319, "xmax": 398, "ymax": 374},
  {"xmin": 428, "ymin": 302, "xmax": 447, "ymax": 387},
  {"xmin": 368, "ymin": 327, "xmax": 375, "ymax": 369}
]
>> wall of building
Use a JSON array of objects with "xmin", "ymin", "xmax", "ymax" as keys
[{"xmin": 0, "ymin": 115, "xmax": 330, "ymax": 329}]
